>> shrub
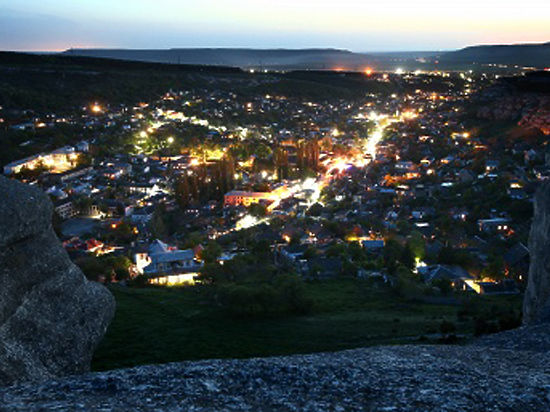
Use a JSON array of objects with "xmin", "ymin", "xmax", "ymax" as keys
[
  {"xmin": 216, "ymin": 274, "xmax": 312, "ymax": 318},
  {"xmin": 439, "ymin": 320, "xmax": 456, "ymax": 335}
]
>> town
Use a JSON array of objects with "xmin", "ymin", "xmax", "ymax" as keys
[{"xmin": 2, "ymin": 64, "xmax": 549, "ymax": 367}]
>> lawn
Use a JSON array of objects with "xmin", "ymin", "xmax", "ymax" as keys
[{"xmin": 92, "ymin": 279, "xmax": 522, "ymax": 371}]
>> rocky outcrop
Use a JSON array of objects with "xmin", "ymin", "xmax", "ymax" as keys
[
  {"xmin": 523, "ymin": 182, "xmax": 550, "ymax": 324},
  {"xmin": 0, "ymin": 176, "xmax": 115, "ymax": 386},
  {"xmin": 1, "ymin": 329, "xmax": 550, "ymax": 411}
]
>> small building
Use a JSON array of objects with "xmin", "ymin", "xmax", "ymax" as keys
[
  {"xmin": 476, "ymin": 279, "xmax": 519, "ymax": 295},
  {"xmin": 138, "ymin": 240, "xmax": 202, "ymax": 286},
  {"xmin": 224, "ymin": 190, "xmax": 273, "ymax": 207},
  {"xmin": 305, "ymin": 257, "xmax": 343, "ymax": 279},
  {"xmin": 478, "ymin": 218, "xmax": 510, "ymax": 234},
  {"xmin": 504, "ymin": 243, "xmax": 530, "ymax": 282},
  {"xmin": 362, "ymin": 239, "xmax": 385, "ymax": 251},
  {"xmin": 54, "ymin": 199, "xmax": 77, "ymax": 220},
  {"xmin": 420, "ymin": 264, "xmax": 472, "ymax": 285},
  {"xmin": 280, "ymin": 244, "xmax": 309, "ymax": 262}
]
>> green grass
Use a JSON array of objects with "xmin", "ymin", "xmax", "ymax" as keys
[{"xmin": 92, "ymin": 279, "xmax": 522, "ymax": 371}]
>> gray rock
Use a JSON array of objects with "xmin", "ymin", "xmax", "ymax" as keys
[
  {"xmin": 0, "ymin": 176, "xmax": 115, "ymax": 386},
  {"xmin": 524, "ymin": 181, "xmax": 550, "ymax": 324},
  {"xmin": 1, "ymin": 337, "xmax": 550, "ymax": 411}
]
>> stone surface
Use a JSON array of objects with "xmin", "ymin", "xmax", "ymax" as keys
[
  {"xmin": 523, "ymin": 181, "xmax": 550, "ymax": 324},
  {"xmin": 1, "ymin": 328, "xmax": 550, "ymax": 411},
  {"xmin": 0, "ymin": 176, "xmax": 115, "ymax": 386}
]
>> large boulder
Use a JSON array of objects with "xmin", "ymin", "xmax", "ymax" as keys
[
  {"xmin": 0, "ymin": 176, "xmax": 115, "ymax": 386},
  {"xmin": 524, "ymin": 181, "xmax": 550, "ymax": 324}
]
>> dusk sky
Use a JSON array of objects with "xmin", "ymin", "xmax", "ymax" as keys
[{"xmin": 1, "ymin": 0, "xmax": 549, "ymax": 52}]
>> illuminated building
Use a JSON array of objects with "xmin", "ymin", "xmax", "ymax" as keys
[
  {"xmin": 224, "ymin": 191, "xmax": 273, "ymax": 207},
  {"xmin": 3, "ymin": 146, "xmax": 82, "ymax": 175},
  {"xmin": 223, "ymin": 185, "xmax": 288, "ymax": 208},
  {"xmin": 135, "ymin": 240, "xmax": 202, "ymax": 286}
]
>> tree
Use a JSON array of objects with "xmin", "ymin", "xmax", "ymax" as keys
[
  {"xmin": 274, "ymin": 147, "xmax": 289, "ymax": 180},
  {"xmin": 440, "ymin": 320, "xmax": 456, "ymax": 335},
  {"xmin": 248, "ymin": 203, "xmax": 267, "ymax": 218},
  {"xmin": 307, "ymin": 202, "xmax": 324, "ymax": 217},
  {"xmin": 175, "ymin": 176, "xmax": 190, "ymax": 209},
  {"xmin": 432, "ymin": 278, "xmax": 453, "ymax": 295},
  {"xmin": 201, "ymin": 241, "xmax": 222, "ymax": 264},
  {"xmin": 112, "ymin": 222, "xmax": 137, "ymax": 244},
  {"xmin": 408, "ymin": 231, "xmax": 426, "ymax": 260},
  {"xmin": 150, "ymin": 205, "xmax": 168, "ymax": 239},
  {"xmin": 482, "ymin": 257, "xmax": 505, "ymax": 281},
  {"xmin": 254, "ymin": 143, "xmax": 272, "ymax": 160},
  {"xmin": 400, "ymin": 246, "xmax": 415, "ymax": 270}
]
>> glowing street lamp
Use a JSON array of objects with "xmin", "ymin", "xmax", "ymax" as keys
[
  {"xmin": 91, "ymin": 104, "xmax": 102, "ymax": 113},
  {"xmin": 167, "ymin": 136, "xmax": 175, "ymax": 144}
]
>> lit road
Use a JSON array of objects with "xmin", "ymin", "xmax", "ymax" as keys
[{"xmin": 232, "ymin": 110, "xmax": 398, "ymax": 232}]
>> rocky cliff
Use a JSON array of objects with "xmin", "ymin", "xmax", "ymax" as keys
[
  {"xmin": 0, "ymin": 176, "xmax": 115, "ymax": 386},
  {"xmin": 523, "ymin": 182, "xmax": 550, "ymax": 324}
]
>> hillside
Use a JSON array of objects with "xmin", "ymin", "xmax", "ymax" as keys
[
  {"xmin": 0, "ymin": 51, "xmax": 394, "ymax": 114},
  {"xmin": 439, "ymin": 42, "xmax": 550, "ymax": 68}
]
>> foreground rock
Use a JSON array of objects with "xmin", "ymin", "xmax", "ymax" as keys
[
  {"xmin": 1, "ymin": 330, "xmax": 550, "ymax": 411},
  {"xmin": 524, "ymin": 181, "xmax": 550, "ymax": 324},
  {"xmin": 0, "ymin": 177, "xmax": 115, "ymax": 386}
]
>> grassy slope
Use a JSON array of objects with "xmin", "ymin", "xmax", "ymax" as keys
[{"xmin": 92, "ymin": 280, "xmax": 522, "ymax": 371}]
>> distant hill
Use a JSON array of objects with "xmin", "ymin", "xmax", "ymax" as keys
[
  {"xmin": 0, "ymin": 51, "xmax": 397, "ymax": 115},
  {"xmin": 63, "ymin": 45, "xmax": 550, "ymax": 71},
  {"xmin": 63, "ymin": 48, "xmax": 372, "ymax": 70},
  {"xmin": 63, "ymin": 48, "xmax": 440, "ymax": 71},
  {"xmin": 439, "ymin": 42, "xmax": 550, "ymax": 68}
]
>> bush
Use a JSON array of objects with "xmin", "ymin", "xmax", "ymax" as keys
[
  {"xmin": 498, "ymin": 313, "xmax": 522, "ymax": 331},
  {"xmin": 439, "ymin": 320, "xmax": 457, "ymax": 335},
  {"xmin": 474, "ymin": 318, "xmax": 498, "ymax": 336},
  {"xmin": 393, "ymin": 267, "xmax": 424, "ymax": 300},
  {"xmin": 432, "ymin": 278, "xmax": 453, "ymax": 295},
  {"xmin": 216, "ymin": 274, "xmax": 312, "ymax": 318}
]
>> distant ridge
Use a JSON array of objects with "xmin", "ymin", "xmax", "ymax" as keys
[
  {"xmin": 439, "ymin": 42, "xmax": 550, "ymax": 68},
  {"xmin": 63, "ymin": 48, "xmax": 372, "ymax": 70},
  {"xmin": 61, "ymin": 43, "xmax": 550, "ymax": 71}
]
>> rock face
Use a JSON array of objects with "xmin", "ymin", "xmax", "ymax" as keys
[
  {"xmin": 1, "ymin": 328, "xmax": 550, "ymax": 411},
  {"xmin": 523, "ymin": 181, "xmax": 550, "ymax": 324},
  {"xmin": 0, "ymin": 176, "xmax": 115, "ymax": 386}
]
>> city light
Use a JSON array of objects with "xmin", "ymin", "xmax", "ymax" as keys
[
  {"xmin": 167, "ymin": 136, "xmax": 175, "ymax": 144},
  {"xmin": 91, "ymin": 104, "xmax": 102, "ymax": 113}
]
